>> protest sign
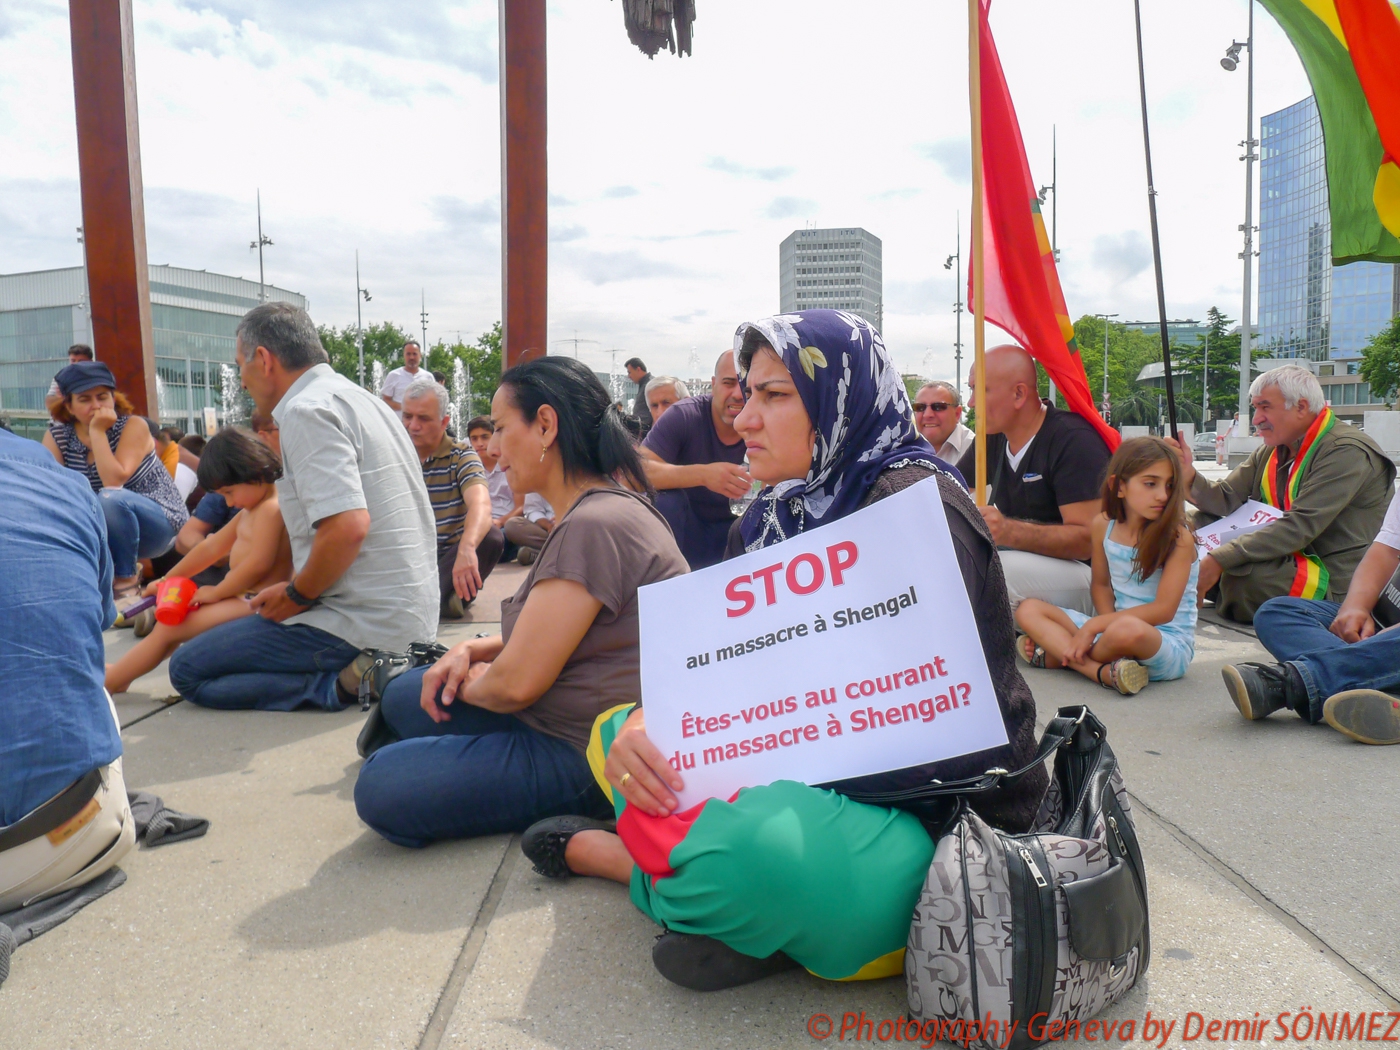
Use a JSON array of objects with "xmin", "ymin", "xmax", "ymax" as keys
[
  {"xmin": 637, "ymin": 475, "xmax": 1007, "ymax": 809},
  {"xmin": 1194, "ymin": 499, "xmax": 1282, "ymax": 557}
]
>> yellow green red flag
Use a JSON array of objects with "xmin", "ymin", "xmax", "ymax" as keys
[{"xmin": 1258, "ymin": 0, "xmax": 1400, "ymax": 262}]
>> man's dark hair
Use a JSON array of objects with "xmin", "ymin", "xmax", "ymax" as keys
[
  {"xmin": 68, "ymin": 344, "xmax": 94, "ymax": 361},
  {"xmin": 432, "ymin": 370, "xmax": 447, "ymax": 384},
  {"xmin": 465, "ymin": 415, "xmax": 493, "ymax": 434},
  {"xmin": 624, "ymin": 357, "xmax": 646, "ymax": 372},
  {"xmin": 179, "ymin": 434, "xmax": 207, "ymax": 456},
  {"xmin": 144, "ymin": 417, "xmax": 162, "ymax": 439},
  {"xmin": 236, "ymin": 302, "xmax": 328, "ymax": 370},
  {"xmin": 403, "ymin": 340, "xmax": 421, "ymax": 353},
  {"xmin": 159, "ymin": 426, "xmax": 184, "ymax": 444},
  {"xmin": 498, "ymin": 357, "xmax": 649, "ymax": 493},
  {"xmin": 197, "ymin": 426, "xmax": 283, "ymax": 490}
]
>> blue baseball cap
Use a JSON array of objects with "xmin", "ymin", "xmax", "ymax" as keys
[{"xmin": 55, "ymin": 361, "xmax": 117, "ymax": 398}]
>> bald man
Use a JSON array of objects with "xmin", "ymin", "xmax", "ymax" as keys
[
  {"xmin": 955, "ymin": 345, "xmax": 1112, "ymax": 615},
  {"xmin": 641, "ymin": 350, "xmax": 751, "ymax": 570}
]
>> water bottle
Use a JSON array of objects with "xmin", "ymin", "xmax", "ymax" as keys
[{"xmin": 730, "ymin": 454, "xmax": 763, "ymax": 518}]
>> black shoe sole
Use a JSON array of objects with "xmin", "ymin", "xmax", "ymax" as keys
[
  {"xmin": 1323, "ymin": 690, "xmax": 1400, "ymax": 745},
  {"xmin": 1222, "ymin": 665, "xmax": 1268, "ymax": 720},
  {"xmin": 651, "ymin": 932, "xmax": 799, "ymax": 992}
]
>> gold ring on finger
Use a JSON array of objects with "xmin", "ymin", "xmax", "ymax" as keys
[{"xmin": 619, "ymin": 772, "xmax": 632, "ymax": 788}]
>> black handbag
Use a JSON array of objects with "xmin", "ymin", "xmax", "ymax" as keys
[{"xmin": 354, "ymin": 642, "xmax": 449, "ymax": 758}]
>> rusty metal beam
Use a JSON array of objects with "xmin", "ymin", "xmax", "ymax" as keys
[
  {"xmin": 69, "ymin": 0, "xmax": 156, "ymax": 416},
  {"xmin": 499, "ymin": 0, "xmax": 548, "ymax": 370}
]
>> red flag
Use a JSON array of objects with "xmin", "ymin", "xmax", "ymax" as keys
[{"xmin": 970, "ymin": 0, "xmax": 1119, "ymax": 451}]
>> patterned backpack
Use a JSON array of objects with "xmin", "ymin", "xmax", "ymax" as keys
[{"xmin": 861, "ymin": 707, "xmax": 1148, "ymax": 1050}]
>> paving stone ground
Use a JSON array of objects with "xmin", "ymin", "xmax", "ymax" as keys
[{"xmin": 4, "ymin": 557, "xmax": 1397, "ymax": 1049}]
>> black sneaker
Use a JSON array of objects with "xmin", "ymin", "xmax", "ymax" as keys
[
  {"xmin": 521, "ymin": 815, "xmax": 616, "ymax": 878},
  {"xmin": 651, "ymin": 931, "xmax": 799, "ymax": 992},
  {"xmin": 1322, "ymin": 690, "xmax": 1400, "ymax": 745},
  {"xmin": 1221, "ymin": 662, "xmax": 1294, "ymax": 720}
]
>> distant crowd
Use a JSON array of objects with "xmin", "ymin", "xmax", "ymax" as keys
[{"xmin": 4, "ymin": 302, "xmax": 1398, "ymax": 989}]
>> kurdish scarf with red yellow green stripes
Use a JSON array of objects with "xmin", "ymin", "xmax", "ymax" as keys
[{"xmin": 1258, "ymin": 406, "xmax": 1337, "ymax": 599}]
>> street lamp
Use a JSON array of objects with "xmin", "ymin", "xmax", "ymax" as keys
[
  {"xmin": 1094, "ymin": 313, "xmax": 1119, "ymax": 422},
  {"xmin": 944, "ymin": 211, "xmax": 963, "ymax": 395},
  {"xmin": 1221, "ymin": 3, "xmax": 1257, "ymax": 427},
  {"xmin": 249, "ymin": 190, "xmax": 273, "ymax": 303}
]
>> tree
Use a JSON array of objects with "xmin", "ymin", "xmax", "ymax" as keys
[
  {"xmin": 1359, "ymin": 313, "xmax": 1400, "ymax": 408},
  {"xmin": 317, "ymin": 320, "xmax": 502, "ymax": 415},
  {"xmin": 319, "ymin": 321, "xmax": 415, "ymax": 385},
  {"xmin": 1171, "ymin": 307, "xmax": 1266, "ymax": 423},
  {"xmin": 425, "ymin": 322, "xmax": 502, "ymax": 419}
]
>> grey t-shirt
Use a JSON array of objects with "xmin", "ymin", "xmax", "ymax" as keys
[
  {"xmin": 504, "ymin": 486, "xmax": 689, "ymax": 752},
  {"xmin": 272, "ymin": 363, "xmax": 439, "ymax": 652}
]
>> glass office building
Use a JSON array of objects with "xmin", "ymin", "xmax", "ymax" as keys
[
  {"xmin": 0, "ymin": 265, "xmax": 305, "ymax": 440},
  {"xmin": 1257, "ymin": 96, "xmax": 1399, "ymax": 366},
  {"xmin": 779, "ymin": 227, "xmax": 884, "ymax": 333}
]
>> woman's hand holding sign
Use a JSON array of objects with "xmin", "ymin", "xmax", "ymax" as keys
[{"xmin": 605, "ymin": 708, "xmax": 683, "ymax": 815}]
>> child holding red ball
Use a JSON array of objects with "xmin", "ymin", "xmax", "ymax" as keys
[{"xmin": 105, "ymin": 428, "xmax": 292, "ymax": 695}]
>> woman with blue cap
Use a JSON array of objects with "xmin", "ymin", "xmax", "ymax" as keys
[{"xmin": 43, "ymin": 361, "xmax": 189, "ymax": 610}]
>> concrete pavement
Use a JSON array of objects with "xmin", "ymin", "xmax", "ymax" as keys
[{"xmin": 4, "ymin": 561, "xmax": 1397, "ymax": 1048}]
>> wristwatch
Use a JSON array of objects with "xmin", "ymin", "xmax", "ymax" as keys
[{"xmin": 285, "ymin": 581, "xmax": 319, "ymax": 608}]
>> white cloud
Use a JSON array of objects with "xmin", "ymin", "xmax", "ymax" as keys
[{"xmin": 0, "ymin": 0, "xmax": 1312, "ymax": 391}]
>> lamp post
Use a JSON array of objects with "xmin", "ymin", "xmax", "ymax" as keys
[
  {"xmin": 1037, "ymin": 125, "xmax": 1058, "ymax": 406},
  {"xmin": 943, "ymin": 213, "xmax": 963, "ymax": 396},
  {"xmin": 249, "ymin": 190, "xmax": 273, "ymax": 303},
  {"xmin": 1095, "ymin": 313, "xmax": 1119, "ymax": 422},
  {"xmin": 355, "ymin": 250, "xmax": 371, "ymax": 389},
  {"xmin": 1222, "ymin": 2, "xmax": 1256, "ymax": 427}
]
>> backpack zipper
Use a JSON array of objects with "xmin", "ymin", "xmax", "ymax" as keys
[
  {"xmin": 1019, "ymin": 847, "xmax": 1048, "ymax": 887},
  {"xmin": 1108, "ymin": 815, "xmax": 1128, "ymax": 855}
]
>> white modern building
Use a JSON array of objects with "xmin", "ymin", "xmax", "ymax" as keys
[
  {"xmin": 0, "ymin": 265, "xmax": 305, "ymax": 440},
  {"xmin": 779, "ymin": 227, "xmax": 883, "ymax": 333}
]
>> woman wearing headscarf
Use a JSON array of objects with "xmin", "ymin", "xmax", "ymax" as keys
[
  {"xmin": 520, "ymin": 311, "xmax": 1045, "ymax": 991},
  {"xmin": 43, "ymin": 361, "xmax": 189, "ymax": 609}
]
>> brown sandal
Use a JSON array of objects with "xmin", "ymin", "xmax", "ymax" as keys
[
  {"xmin": 1097, "ymin": 658, "xmax": 1149, "ymax": 696},
  {"xmin": 1016, "ymin": 635, "xmax": 1048, "ymax": 668}
]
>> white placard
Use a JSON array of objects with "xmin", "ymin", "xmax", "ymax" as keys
[
  {"xmin": 203, "ymin": 406, "xmax": 219, "ymax": 436},
  {"xmin": 638, "ymin": 475, "xmax": 1008, "ymax": 810},
  {"xmin": 1194, "ymin": 498, "xmax": 1282, "ymax": 557}
]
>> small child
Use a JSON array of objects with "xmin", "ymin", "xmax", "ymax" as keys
[
  {"xmin": 1014, "ymin": 436, "xmax": 1198, "ymax": 695},
  {"xmin": 105, "ymin": 428, "xmax": 293, "ymax": 695}
]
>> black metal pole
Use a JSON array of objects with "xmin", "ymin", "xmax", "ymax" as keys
[{"xmin": 1132, "ymin": 0, "xmax": 1179, "ymax": 439}]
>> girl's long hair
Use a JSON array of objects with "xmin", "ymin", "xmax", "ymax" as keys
[
  {"xmin": 1101, "ymin": 435, "xmax": 1186, "ymax": 582},
  {"xmin": 498, "ymin": 356, "xmax": 651, "ymax": 494},
  {"xmin": 196, "ymin": 426, "xmax": 283, "ymax": 490}
]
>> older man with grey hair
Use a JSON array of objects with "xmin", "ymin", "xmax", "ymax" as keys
[
  {"xmin": 913, "ymin": 380, "xmax": 973, "ymax": 462},
  {"xmin": 169, "ymin": 302, "xmax": 439, "ymax": 710},
  {"xmin": 400, "ymin": 375, "xmax": 504, "ymax": 618},
  {"xmin": 644, "ymin": 375, "xmax": 689, "ymax": 423},
  {"xmin": 1175, "ymin": 363, "xmax": 1395, "ymax": 623}
]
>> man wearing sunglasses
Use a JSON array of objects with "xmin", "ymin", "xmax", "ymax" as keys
[{"xmin": 913, "ymin": 381, "xmax": 974, "ymax": 463}]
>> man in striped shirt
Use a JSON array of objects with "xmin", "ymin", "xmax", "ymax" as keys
[{"xmin": 401, "ymin": 377, "xmax": 505, "ymax": 618}]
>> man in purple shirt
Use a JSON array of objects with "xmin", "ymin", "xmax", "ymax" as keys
[{"xmin": 640, "ymin": 350, "xmax": 751, "ymax": 569}]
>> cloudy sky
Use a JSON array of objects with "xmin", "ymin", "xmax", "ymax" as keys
[{"xmin": 1, "ymin": 0, "xmax": 1311, "ymax": 388}]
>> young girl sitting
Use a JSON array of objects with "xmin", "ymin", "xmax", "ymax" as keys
[
  {"xmin": 1014, "ymin": 435, "xmax": 1198, "ymax": 696},
  {"xmin": 105, "ymin": 428, "xmax": 292, "ymax": 695}
]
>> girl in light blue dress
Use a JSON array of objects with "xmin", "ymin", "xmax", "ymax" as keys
[{"xmin": 1014, "ymin": 436, "xmax": 1198, "ymax": 695}]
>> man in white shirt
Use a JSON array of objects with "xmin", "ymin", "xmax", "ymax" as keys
[
  {"xmin": 380, "ymin": 340, "xmax": 424, "ymax": 412},
  {"xmin": 169, "ymin": 303, "xmax": 438, "ymax": 711},
  {"xmin": 913, "ymin": 381, "xmax": 974, "ymax": 463},
  {"xmin": 1223, "ymin": 489, "xmax": 1400, "ymax": 745}
]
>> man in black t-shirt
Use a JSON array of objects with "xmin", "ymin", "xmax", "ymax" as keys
[
  {"xmin": 956, "ymin": 345, "xmax": 1111, "ymax": 615},
  {"xmin": 641, "ymin": 350, "xmax": 751, "ymax": 569},
  {"xmin": 625, "ymin": 358, "xmax": 653, "ymax": 439}
]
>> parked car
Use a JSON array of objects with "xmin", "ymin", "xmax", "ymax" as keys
[{"xmin": 1193, "ymin": 431, "xmax": 1218, "ymax": 459}]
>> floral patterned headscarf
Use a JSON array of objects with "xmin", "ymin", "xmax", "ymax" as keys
[{"xmin": 734, "ymin": 309, "xmax": 957, "ymax": 551}]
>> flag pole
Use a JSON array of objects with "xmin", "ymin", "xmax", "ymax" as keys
[
  {"xmin": 1132, "ymin": 0, "xmax": 1180, "ymax": 440},
  {"xmin": 969, "ymin": 0, "xmax": 988, "ymax": 505}
]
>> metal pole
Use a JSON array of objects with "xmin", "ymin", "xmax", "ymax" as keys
[
  {"xmin": 256, "ymin": 190, "xmax": 265, "ymax": 302},
  {"xmin": 1203, "ymin": 327, "xmax": 1210, "ymax": 422},
  {"xmin": 955, "ymin": 217, "xmax": 963, "ymax": 394},
  {"xmin": 420, "ymin": 289, "xmax": 428, "ymax": 355},
  {"xmin": 1096, "ymin": 314, "xmax": 1119, "ymax": 403},
  {"xmin": 1238, "ymin": 0, "xmax": 1256, "ymax": 425},
  {"xmin": 1132, "ymin": 0, "xmax": 1180, "ymax": 440},
  {"xmin": 355, "ymin": 250, "xmax": 364, "ymax": 388},
  {"xmin": 1047, "ymin": 125, "xmax": 1057, "ymax": 407}
]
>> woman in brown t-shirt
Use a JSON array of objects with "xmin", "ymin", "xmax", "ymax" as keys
[{"xmin": 354, "ymin": 358, "xmax": 688, "ymax": 848}]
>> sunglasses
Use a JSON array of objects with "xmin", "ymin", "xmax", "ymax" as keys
[{"xmin": 912, "ymin": 402, "xmax": 956, "ymax": 414}]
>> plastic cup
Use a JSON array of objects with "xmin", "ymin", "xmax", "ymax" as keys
[{"xmin": 155, "ymin": 576, "xmax": 198, "ymax": 626}]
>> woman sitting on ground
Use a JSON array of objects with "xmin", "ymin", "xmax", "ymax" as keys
[
  {"xmin": 105, "ymin": 427, "xmax": 292, "ymax": 695},
  {"xmin": 520, "ymin": 310, "xmax": 1046, "ymax": 992},
  {"xmin": 43, "ymin": 361, "xmax": 189, "ymax": 610},
  {"xmin": 353, "ymin": 357, "xmax": 689, "ymax": 847}
]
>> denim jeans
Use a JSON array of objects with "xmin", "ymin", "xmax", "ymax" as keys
[
  {"xmin": 353, "ymin": 666, "xmax": 608, "ymax": 848},
  {"xmin": 99, "ymin": 487, "xmax": 176, "ymax": 578},
  {"xmin": 654, "ymin": 490, "xmax": 732, "ymax": 570},
  {"xmin": 1253, "ymin": 597, "xmax": 1400, "ymax": 722},
  {"xmin": 168, "ymin": 614, "xmax": 360, "ymax": 711}
]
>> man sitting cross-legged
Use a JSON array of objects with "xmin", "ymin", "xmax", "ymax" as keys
[
  {"xmin": 401, "ymin": 377, "xmax": 504, "ymax": 619},
  {"xmin": 1222, "ymin": 487, "xmax": 1400, "ymax": 745}
]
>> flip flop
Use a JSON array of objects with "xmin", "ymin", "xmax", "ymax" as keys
[{"xmin": 1016, "ymin": 635, "xmax": 1048, "ymax": 669}]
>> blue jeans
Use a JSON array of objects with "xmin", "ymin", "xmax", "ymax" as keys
[
  {"xmin": 655, "ymin": 490, "xmax": 732, "ymax": 570},
  {"xmin": 99, "ymin": 487, "xmax": 175, "ymax": 578},
  {"xmin": 168, "ymin": 614, "xmax": 360, "ymax": 711},
  {"xmin": 1253, "ymin": 597, "xmax": 1400, "ymax": 722},
  {"xmin": 354, "ymin": 667, "xmax": 607, "ymax": 848}
]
